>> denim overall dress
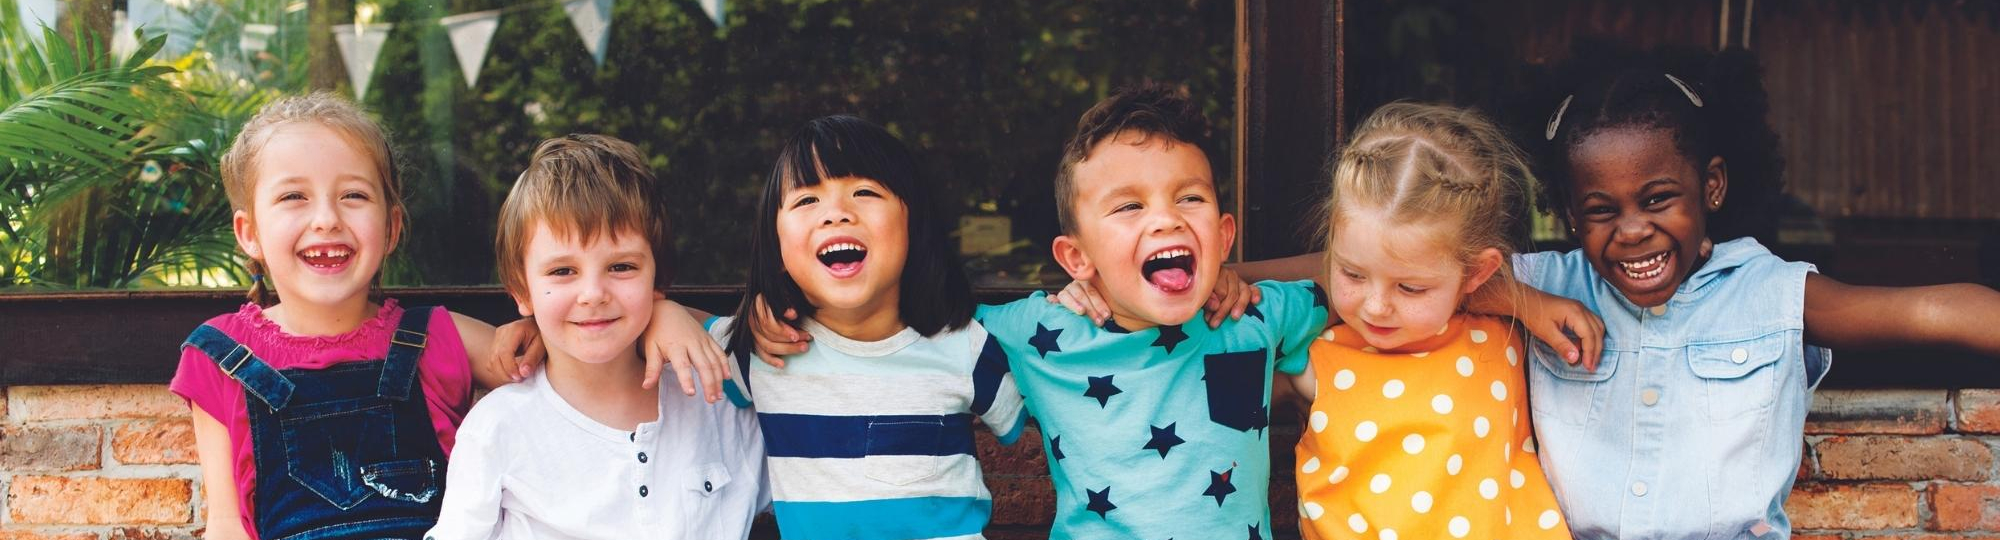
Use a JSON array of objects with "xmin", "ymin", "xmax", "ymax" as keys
[{"xmin": 183, "ymin": 307, "xmax": 448, "ymax": 540}]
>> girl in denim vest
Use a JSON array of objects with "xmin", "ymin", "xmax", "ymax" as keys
[
  {"xmin": 1519, "ymin": 46, "xmax": 2000, "ymax": 539},
  {"xmin": 173, "ymin": 94, "xmax": 528, "ymax": 540}
]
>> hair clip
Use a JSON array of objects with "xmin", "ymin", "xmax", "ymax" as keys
[
  {"xmin": 1544, "ymin": 95, "xmax": 1574, "ymax": 141},
  {"xmin": 1664, "ymin": 74, "xmax": 1704, "ymax": 107}
]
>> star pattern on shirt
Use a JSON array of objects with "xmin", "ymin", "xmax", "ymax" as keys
[
  {"xmin": 1203, "ymin": 468, "xmax": 1236, "ymax": 506},
  {"xmin": 1030, "ymin": 323, "xmax": 1064, "ymax": 357},
  {"xmin": 1049, "ymin": 434, "xmax": 1065, "ymax": 461},
  {"xmin": 1086, "ymin": 486, "xmax": 1116, "ymax": 519},
  {"xmin": 1247, "ymin": 524, "xmax": 1262, "ymax": 540},
  {"xmin": 1151, "ymin": 324, "xmax": 1189, "ymax": 353},
  {"xmin": 1084, "ymin": 375, "xmax": 1122, "ymax": 407},
  {"xmin": 1103, "ymin": 318, "xmax": 1131, "ymax": 333},
  {"xmin": 1243, "ymin": 303, "xmax": 1264, "ymax": 321},
  {"xmin": 1143, "ymin": 423, "xmax": 1185, "ymax": 458}
]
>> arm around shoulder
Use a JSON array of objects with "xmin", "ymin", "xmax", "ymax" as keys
[
  {"xmin": 1804, "ymin": 274, "xmax": 2000, "ymax": 354},
  {"xmin": 192, "ymin": 407, "xmax": 252, "ymax": 540}
]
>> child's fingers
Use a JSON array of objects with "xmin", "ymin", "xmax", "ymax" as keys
[
  {"xmin": 1081, "ymin": 282, "xmax": 1111, "ymax": 324},
  {"xmin": 669, "ymin": 351, "xmax": 700, "ymax": 398},
  {"xmin": 756, "ymin": 349, "xmax": 788, "ymax": 369},
  {"xmin": 696, "ymin": 341, "xmax": 727, "ymax": 403},
  {"xmin": 1578, "ymin": 314, "xmax": 1605, "ymax": 372},
  {"xmin": 517, "ymin": 334, "xmax": 544, "ymax": 380}
]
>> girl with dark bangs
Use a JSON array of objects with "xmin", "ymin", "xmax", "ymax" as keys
[{"xmin": 711, "ymin": 115, "xmax": 1027, "ymax": 540}]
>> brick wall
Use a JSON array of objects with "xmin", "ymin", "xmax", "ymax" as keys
[{"xmin": 5, "ymin": 385, "xmax": 1997, "ymax": 539}]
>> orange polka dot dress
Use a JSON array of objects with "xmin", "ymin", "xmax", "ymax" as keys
[{"xmin": 1294, "ymin": 314, "xmax": 1570, "ymax": 540}]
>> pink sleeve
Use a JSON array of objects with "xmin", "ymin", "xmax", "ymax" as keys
[
  {"xmin": 170, "ymin": 342, "xmax": 238, "ymax": 420},
  {"xmin": 419, "ymin": 307, "xmax": 475, "ymax": 455}
]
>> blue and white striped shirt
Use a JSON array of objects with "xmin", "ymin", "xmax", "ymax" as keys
[{"xmin": 709, "ymin": 316, "xmax": 1027, "ymax": 540}]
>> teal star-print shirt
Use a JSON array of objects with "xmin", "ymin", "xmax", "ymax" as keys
[{"xmin": 975, "ymin": 280, "xmax": 1329, "ymax": 540}]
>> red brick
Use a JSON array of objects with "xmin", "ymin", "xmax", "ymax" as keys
[
  {"xmin": 108, "ymin": 528, "xmax": 200, "ymax": 540},
  {"xmin": 1797, "ymin": 442, "xmax": 1816, "ymax": 482},
  {"xmin": 0, "ymin": 531, "xmax": 99, "ymax": 540},
  {"xmin": 113, "ymin": 419, "xmax": 196, "ymax": 465},
  {"xmin": 1806, "ymin": 390, "xmax": 1949, "ymax": 435},
  {"xmin": 987, "ymin": 475, "xmax": 1055, "ymax": 526},
  {"xmin": 7, "ymin": 476, "xmax": 191, "ymax": 525},
  {"xmin": 1957, "ymin": 389, "xmax": 2000, "ymax": 434},
  {"xmin": 1789, "ymin": 536, "xmax": 1842, "ymax": 540},
  {"xmin": 0, "ymin": 425, "xmax": 102, "ymax": 471},
  {"xmin": 1931, "ymin": 483, "xmax": 2000, "ymax": 531},
  {"xmin": 1785, "ymin": 483, "xmax": 1922, "ymax": 530},
  {"xmin": 1813, "ymin": 435, "xmax": 1992, "ymax": 481},
  {"xmin": 9, "ymin": 385, "xmax": 184, "ymax": 422}
]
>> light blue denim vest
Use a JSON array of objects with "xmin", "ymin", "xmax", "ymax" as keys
[{"xmin": 1514, "ymin": 238, "xmax": 1832, "ymax": 540}]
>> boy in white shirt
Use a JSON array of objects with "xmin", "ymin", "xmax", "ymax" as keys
[{"xmin": 426, "ymin": 134, "xmax": 768, "ymax": 540}]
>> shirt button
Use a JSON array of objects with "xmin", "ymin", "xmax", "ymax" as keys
[
  {"xmin": 1731, "ymin": 348, "xmax": 1749, "ymax": 363},
  {"xmin": 638, "ymin": 452, "xmax": 648, "ymax": 463},
  {"xmin": 703, "ymin": 481, "xmax": 713, "ymax": 492},
  {"xmin": 639, "ymin": 485, "xmax": 649, "ymax": 497},
  {"xmin": 1631, "ymin": 482, "xmax": 1648, "ymax": 497},
  {"xmin": 1640, "ymin": 388, "xmax": 1660, "ymax": 406},
  {"xmin": 1649, "ymin": 304, "xmax": 1667, "ymax": 317},
  {"xmin": 629, "ymin": 432, "xmax": 635, "ymax": 441}
]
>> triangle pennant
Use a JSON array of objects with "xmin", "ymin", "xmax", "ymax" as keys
[
  {"xmin": 562, "ymin": 0, "xmax": 614, "ymax": 68},
  {"xmin": 440, "ymin": 11, "xmax": 501, "ymax": 88},
  {"xmin": 332, "ymin": 23, "xmax": 393, "ymax": 100},
  {"xmin": 698, "ymin": 0, "xmax": 725, "ymax": 27}
]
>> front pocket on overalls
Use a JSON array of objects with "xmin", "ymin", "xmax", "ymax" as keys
[
  {"xmin": 863, "ymin": 419, "xmax": 944, "ymax": 485},
  {"xmin": 1201, "ymin": 349, "xmax": 1268, "ymax": 432},
  {"xmin": 1687, "ymin": 334, "xmax": 1787, "ymax": 421},
  {"xmin": 358, "ymin": 459, "xmax": 439, "ymax": 504},
  {"xmin": 280, "ymin": 399, "xmax": 398, "ymax": 510}
]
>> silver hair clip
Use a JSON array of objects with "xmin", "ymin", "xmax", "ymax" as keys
[
  {"xmin": 1544, "ymin": 95, "xmax": 1574, "ymax": 141},
  {"xmin": 1664, "ymin": 74, "xmax": 1704, "ymax": 107}
]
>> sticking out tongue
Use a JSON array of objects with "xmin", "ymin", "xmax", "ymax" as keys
[{"xmin": 1149, "ymin": 268, "xmax": 1192, "ymax": 292}]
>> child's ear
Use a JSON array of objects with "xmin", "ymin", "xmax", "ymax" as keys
[
  {"xmin": 514, "ymin": 294, "xmax": 534, "ymax": 318},
  {"xmin": 232, "ymin": 209, "xmax": 262, "ymax": 260},
  {"xmin": 1219, "ymin": 212, "xmax": 1238, "ymax": 258},
  {"xmin": 1460, "ymin": 247, "xmax": 1505, "ymax": 296},
  {"xmin": 1051, "ymin": 235, "xmax": 1097, "ymax": 282},
  {"xmin": 1703, "ymin": 155, "xmax": 1730, "ymax": 212},
  {"xmin": 386, "ymin": 205, "xmax": 405, "ymax": 255}
]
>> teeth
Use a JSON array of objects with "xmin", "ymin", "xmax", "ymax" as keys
[
  {"xmin": 1148, "ymin": 248, "xmax": 1191, "ymax": 261},
  {"xmin": 818, "ymin": 243, "xmax": 865, "ymax": 257},
  {"xmin": 1620, "ymin": 252, "xmax": 1668, "ymax": 280},
  {"xmin": 302, "ymin": 247, "xmax": 351, "ymax": 258}
]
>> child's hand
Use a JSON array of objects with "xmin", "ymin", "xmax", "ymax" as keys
[
  {"xmin": 1047, "ymin": 280, "xmax": 1112, "ymax": 326},
  {"xmin": 488, "ymin": 318, "xmax": 545, "ymax": 383},
  {"xmin": 1519, "ymin": 294, "xmax": 1605, "ymax": 371},
  {"xmin": 1203, "ymin": 267, "xmax": 1262, "ymax": 328},
  {"xmin": 750, "ymin": 294, "xmax": 809, "ymax": 368},
  {"xmin": 644, "ymin": 299, "xmax": 728, "ymax": 402}
]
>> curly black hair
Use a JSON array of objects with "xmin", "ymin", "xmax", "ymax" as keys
[{"xmin": 1526, "ymin": 42, "xmax": 1786, "ymax": 244}]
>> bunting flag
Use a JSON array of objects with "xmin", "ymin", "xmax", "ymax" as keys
[
  {"xmin": 562, "ymin": 0, "xmax": 613, "ymax": 67},
  {"xmin": 332, "ymin": 23, "xmax": 393, "ymax": 100},
  {"xmin": 16, "ymin": 0, "xmax": 58, "ymax": 45},
  {"xmin": 698, "ymin": 0, "xmax": 725, "ymax": 27},
  {"xmin": 439, "ymin": 11, "xmax": 501, "ymax": 88},
  {"xmin": 240, "ymin": 24, "xmax": 278, "ymax": 54}
]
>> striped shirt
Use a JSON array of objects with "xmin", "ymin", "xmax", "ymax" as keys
[{"xmin": 709, "ymin": 316, "xmax": 1026, "ymax": 540}]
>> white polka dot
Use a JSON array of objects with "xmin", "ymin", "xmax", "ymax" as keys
[
  {"xmin": 1505, "ymin": 440, "xmax": 1513, "ymax": 462},
  {"xmin": 1448, "ymin": 516, "xmax": 1470, "ymax": 538},
  {"xmin": 1382, "ymin": 379, "xmax": 1405, "ymax": 399},
  {"xmin": 1491, "ymin": 380, "xmax": 1509, "ymax": 401},
  {"xmin": 1511, "ymin": 468, "xmax": 1527, "ymax": 488},
  {"xmin": 1446, "ymin": 454, "xmax": 1463, "ymax": 475},
  {"xmin": 1506, "ymin": 507, "xmax": 1514, "ymax": 524},
  {"xmin": 1310, "ymin": 411, "xmax": 1329, "ymax": 433},
  {"xmin": 1438, "ymin": 324, "xmax": 1450, "ymax": 335},
  {"xmin": 1363, "ymin": 346, "xmax": 1379, "ymax": 353},
  {"xmin": 1513, "ymin": 407, "xmax": 1520, "ymax": 426},
  {"xmin": 1456, "ymin": 356, "xmax": 1474, "ymax": 377},
  {"xmin": 1473, "ymin": 417, "xmax": 1491, "ymax": 438},
  {"xmin": 1410, "ymin": 491, "xmax": 1433, "ymax": 513},
  {"xmin": 1506, "ymin": 346, "xmax": 1520, "ymax": 366},
  {"xmin": 1411, "ymin": 351, "xmax": 1429, "ymax": 358},
  {"xmin": 1379, "ymin": 529, "xmax": 1398, "ymax": 540},
  {"xmin": 1303, "ymin": 502, "xmax": 1325, "ymax": 521},
  {"xmin": 1402, "ymin": 433, "xmax": 1426, "ymax": 454},
  {"xmin": 1431, "ymin": 394, "xmax": 1454, "ymax": 414},
  {"xmin": 1348, "ymin": 513, "xmax": 1369, "ymax": 533},
  {"xmin": 1470, "ymin": 329, "xmax": 1489, "ymax": 343},
  {"xmin": 1298, "ymin": 502, "xmax": 1308, "ymax": 517},
  {"xmin": 1370, "ymin": 473, "xmax": 1392, "ymax": 493},
  {"xmin": 1525, "ymin": 437, "xmax": 1539, "ymax": 454},
  {"xmin": 1356, "ymin": 421, "xmax": 1379, "ymax": 442},
  {"xmin": 1329, "ymin": 466, "xmax": 1350, "ymax": 484},
  {"xmin": 1539, "ymin": 509, "xmax": 1561, "ymax": 529},
  {"xmin": 1302, "ymin": 457, "xmax": 1322, "ymax": 474},
  {"xmin": 1333, "ymin": 369, "xmax": 1356, "ymax": 390},
  {"xmin": 1479, "ymin": 478, "xmax": 1499, "ymax": 499}
]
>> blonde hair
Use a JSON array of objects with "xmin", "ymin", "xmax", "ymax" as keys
[
  {"xmin": 494, "ymin": 134, "xmax": 674, "ymax": 301},
  {"xmin": 219, "ymin": 93, "xmax": 403, "ymax": 307},
  {"xmin": 1321, "ymin": 102, "xmax": 1533, "ymax": 310}
]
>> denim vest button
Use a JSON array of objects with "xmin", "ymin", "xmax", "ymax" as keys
[
  {"xmin": 638, "ymin": 452, "xmax": 648, "ymax": 463},
  {"xmin": 1631, "ymin": 482, "xmax": 1648, "ymax": 496},
  {"xmin": 1648, "ymin": 304, "xmax": 1668, "ymax": 317},
  {"xmin": 639, "ymin": 485, "xmax": 649, "ymax": 497},
  {"xmin": 1731, "ymin": 348, "xmax": 1749, "ymax": 363},
  {"xmin": 1640, "ymin": 388, "xmax": 1660, "ymax": 406}
]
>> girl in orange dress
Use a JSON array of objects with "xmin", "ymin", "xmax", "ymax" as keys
[{"xmin": 1290, "ymin": 102, "xmax": 1573, "ymax": 540}]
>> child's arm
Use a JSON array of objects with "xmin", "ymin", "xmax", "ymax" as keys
[
  {"xmin": 1805, "ymin": 275, "xmax": 2000, "ymax": 353},
  {"xmin": 643, "ymin": 298, "xmax": 728, "ymax": 402},
  {"xmin": 192, "ymin": 408, "xmax": 250, "ymax": 540},
  {"xmin": 747, "ymin": 294, "xmax": 811, "ymax": 368},
  {"xmin": 1046, "ymin": 267, "xmax": 1265, "ymax": 328},
  {"xmin": 451, "ymin": 312, "xmax": 531, "ymax": 390}
]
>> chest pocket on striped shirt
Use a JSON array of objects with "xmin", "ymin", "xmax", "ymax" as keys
[{"xmin": 863, "ymin": 419, "xmax": 946, "ymax": 485}]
